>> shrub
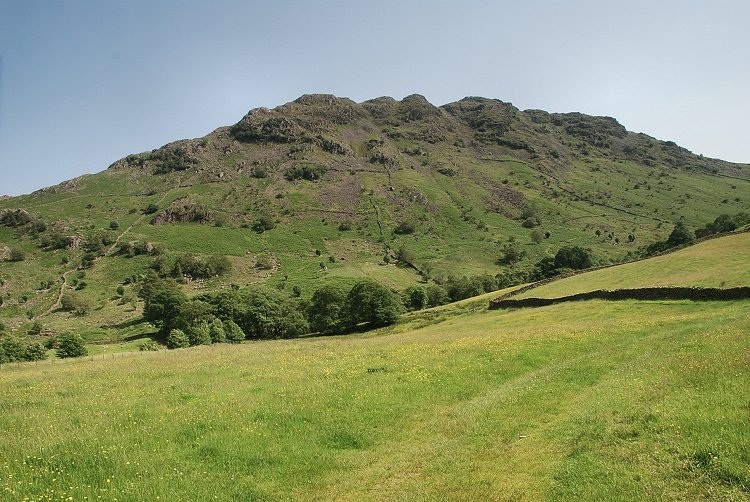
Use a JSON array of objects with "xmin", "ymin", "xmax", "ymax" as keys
[
  {"xmin": 393, "ymin": 221, "xmax": 415, "ymax": 235},
  {"xmin": 109, "ymin": 221, "xmax": 119, "ymax": 230},
  {"xmin": 284, "ymin": 163, "xmax": 327, "ymax": 181},
  {"xmin": 253, "ymin": 214, "xmax": 276, "ymax": 232},
  {"xmin": 139, "ymin": 272, "xmax": 187, "ymax": 334},
  {"xmin": 499, "ymin": 242, "xmax": 525, "ymax": 266},
  {"xmin": 24, "ymin": 343, "xmax": 48, "ymax": 361},
  {"xmin": 142, "ymin": 203, "xmax": 159, "ymax": 215},
  {"xmin": 396, "ymin": 244, "xmax": 416, "ymax": 265},
  {"xmin": 0, "ymin": 336, "xmax": 25, "ymax": 363},
  {"xmin": 139, "ymin": 340, "xmax": 159, "ymax": 351},
  {"xmin": 223, "ymin": 319, "xmax": 246, "ymax": 343},
  {"xmin": 187, "ymin": 320, "xmax": 212, "ymax": 346},
  {"xmin": 172, "ymin": 254, "xmax": 232, "ymax": 279},
  {"xmin": 56, "ymin": 333, "xmax": 87, "ymax": 358},
  {"xmin": 28, "ymin": 321, "xmax": 43, "ymax": 336},
  {"xmin": 166, "ymin": 329, "xmax": 190, "ymax": 349},
  {"xmin": 61, "ymin": 292, "xmax": 91, "ymax": 316},
  {"xmin": 7, "ymin": 248, "xmax": 26, "ymax": 262},
  {"xmin": 530, "ymin": 229, "xmax": 544, "ymax": 244}
]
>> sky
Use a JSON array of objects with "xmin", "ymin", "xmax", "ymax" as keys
[{"xmin": 1, "ymin": 0, "xmax": 748, "ymax": 196}]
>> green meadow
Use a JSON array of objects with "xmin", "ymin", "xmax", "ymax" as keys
[
  {"xmin": 517, "ymin": 231, "xmax": 750, "ymax": 299},
  {"xmin": 2, "ymin": 298, "xmax": 749, "ymax": 500}
]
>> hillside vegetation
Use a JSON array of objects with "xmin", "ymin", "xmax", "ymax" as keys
[
  {"xmin": 1, "ymin": 94, "xmax": 749, "ymax": 345},
  {"xmin": 515, "ymin": 231, "xmax": 750, "ymax": 299}
]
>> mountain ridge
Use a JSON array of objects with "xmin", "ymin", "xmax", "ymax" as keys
[{"xmin": 1, "ymin": 93, "xmax": 749, "ymax": 342}]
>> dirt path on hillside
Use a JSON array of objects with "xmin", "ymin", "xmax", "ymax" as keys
[{"xmin": 36, "ymin": 189, "xmax": 177, "ymax": 319}]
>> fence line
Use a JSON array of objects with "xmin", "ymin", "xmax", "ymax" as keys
[{"xmin": 489, "ymin": 286, "xmax": 750, "ymax": 310}]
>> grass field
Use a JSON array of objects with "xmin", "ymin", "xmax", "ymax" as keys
[
  {"xmin": 1, "ymin": 298, "xmax": 749, "ymax": 501},
  {"xmin": 517, "ymin": 232, "xmax": 750, "ymax": 299}
]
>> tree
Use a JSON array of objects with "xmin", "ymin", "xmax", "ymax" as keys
[
  {"xmin": 530, "ymin": 229, "xmax": 544, "ymax": 244},
  {"xmin": 56, "ymin": 333, "xmax": 87, "ymax": 358},
  {"xmin": 24, "ymin": 342, "xmax": 48, "ymax": 361},
  {"xmin": 344, "ymin": 280, "xmax": 403, "ymax": 328},
  {"xmin": 499, "ymin": 242, "xmax": 525, "ymax": 266},
  {"xmin": 166, "ymin": 329, "xmax": 190, "ymax": 349},
  {"xmin": 308, "ymin": 285, "xmax": 348, "ymax": 334},
  {"xmin": 553, "ymin": 246, "xmax": 593, "ymax": 270},
  {"xmin": 0, "ymin": 336, "xmax": 25, "ymax": 363},
  {"xmin": 425, "ymin": 284, "xmax": 450, "ymax": 307},
  {"xmin": 224, "ymin": 319, "xmax": 246, "ymax": 343},
  {"xmin": 208, "ymin": 318, "xmax": 226, "ymax": 343},
  {"xmin": 666, "ymin": 222, "xmax": 693, "ymax": 247},
  {"xmin": 138, "ymin": 272, "xmax": 186, "ymax": 334},
  {"xmin": 403, "ymin": 285, "xmax": 428, "ymax": 311},
  {"xmin": 396, "ymin": 244, "xmax": 416, "ymax": 265}
]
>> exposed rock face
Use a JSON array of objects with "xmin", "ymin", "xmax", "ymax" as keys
[
  {"xmin": 103, "ymin": 92, "xmax": 743, "ymax": 181},
  {"xmin": 151, "ymin": 197, "xmax": 214, "ymax": 225},
  {"xmin": 443, "ymin": 97, "xmax": 518, "ymax": 145}
]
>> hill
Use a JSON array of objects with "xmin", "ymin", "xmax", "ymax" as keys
[
  {"xmin": 1, "ymin": 244, "xmax": 749, "ymax": 500},
  {"xmin": 1, "ymin": 93, "xmax": 749, "ymax": 342},
  {"xmin": 511, "ymin": 231, "xmax": 750, "ymax": 299}
]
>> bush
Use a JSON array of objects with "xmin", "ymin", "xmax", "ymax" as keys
[
  {"xmin": 166, "ymin": 329, "xmax": 190, "ymax": 349},
  {"xmin": 499, "ymin": 242, "xmax": 525, "ymax": 266},
  {"xmin": 530, "ymin": 229, "xmax": 544, "ymax": 244},
  {"xmin": 284, "ymin": 163, "xmax": 327, "ymax": 181},
  {"xmin": 56, "ymin": 333, "xmax": 87, "ymax": 358},
  {"xmin": 142, "ymin": 203, "xmax": 159, "ymax": 215},
  {"xmin": 28, "ymin": 321, "xmax": 43, "ymax": 336},
  {"xmin": 24, "ymin": 342, "xmax": 48, "ymax": 361},
  {"xmin": 61, "ymin": 292, "xmax": 91, "ymax": 316},
  {"xmin": 109, "ymin": 221, "xmax": 120, "ymax": 230},
  {"xmin": 393, "ymin": 221, "xmax": 415, "ymax": 235},
  {"xmin": 224, "ymin": 319, "xmax": 246, "ymax": 343},
  {"xmin": 7, "ymin": 248, "xmax": 25, "ymax": 262},
  {"xmin": 139, "ymin": 340, "xmax": 160, "ymax": 351},
  {"xmin": 253, "ymin": 214, "xmax": 276, "ymax": 232},
  {"xmin": 187, "ymin": 320, "xmax": 212, "ymax": 346},
  {"xmin": 396, "ymin": 245, "xmax": 416, "ymax": 265},
  {"xmin": 139, "ymin": 272, "xmax": 187, "ymax": 334},
  {"xmin": 172, "ymin": 254, "xmax": 232, "ymax": 279}
]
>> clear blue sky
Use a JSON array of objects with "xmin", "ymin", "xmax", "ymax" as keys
[{"xmin": 1, "ymin": 0, "xmax": 748, "ymax": 195}]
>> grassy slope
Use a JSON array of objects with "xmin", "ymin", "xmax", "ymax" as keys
[
  {"xmin": 1, "ymin": 95, "xmax": 749, "ymax": 341},
  {"xmin": 1, "ymin": 300, "xmax": 748, "ymax": 501},
  {"xmin": 516, "ymin": 232, "xmax": 750, "ymax": 299}
]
